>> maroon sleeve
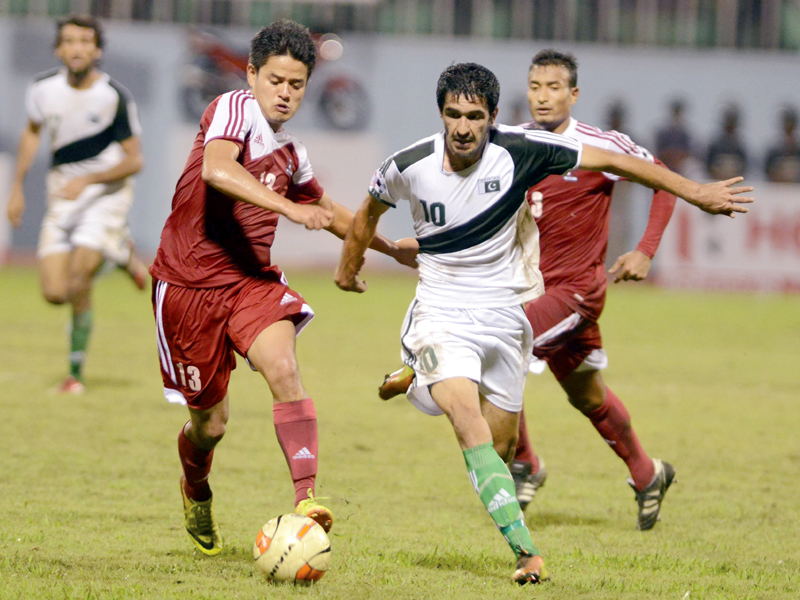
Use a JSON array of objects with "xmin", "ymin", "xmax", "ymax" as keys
[
  {"xmin": 636, "ymin": 158, "xmax": 677, "ymax": 258},
  {"xmin": 286, "ymin": 177, "xmax": 325, "ymax": 205}
]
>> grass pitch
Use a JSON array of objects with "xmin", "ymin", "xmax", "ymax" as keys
[{"xmin": 0, "ymin": 265, "xmax": 798, "ymax": 599}]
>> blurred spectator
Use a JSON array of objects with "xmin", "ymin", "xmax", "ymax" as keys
[
  {"xmin": 706, "ymin": 103, "xmax": 748, "ymax": 180},
  {"xmin": 764, "ymin": 106, "xmax": 800, "ymax": 183},
  {"xmin": 655, "ymin": 99, "xmax": 693, "ymax": 174},
  {"xmin": 606, "ymin": 98, "xmax": 627, "ymax": 133}
]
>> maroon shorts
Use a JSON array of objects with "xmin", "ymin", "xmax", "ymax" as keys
[
  {"xmin": 524, "ymin": 288, "xmax": 604, "ymax": 382},
  {"xmin": 152, "ymin": 274, "xmax": 314, "ymax": 410}
]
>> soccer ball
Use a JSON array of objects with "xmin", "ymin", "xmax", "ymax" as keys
[{"xmin": 253, "ymin": 513, "xmax": 331, "ymax": 584}]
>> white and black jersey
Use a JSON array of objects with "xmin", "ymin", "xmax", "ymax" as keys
[
  {"xmin": 25, "ymin": 68, "xmax": 141, "ymax": 188},
  {"xmin": 369, "ymin": 124, "xmax": 582, "ymax": 308}
]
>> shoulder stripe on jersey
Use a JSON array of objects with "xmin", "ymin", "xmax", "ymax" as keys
[
  {"xmin": 228, "ymin": 91, "xmax": 247, "ymax": 139},
  {"xmin": 224, "ymin": 91, "xmax": 248, "ymax": 139},
  {"xmin": 522, "ymin": 128, "xmax": 583, "ymax": 152},
  {"xmin": 33, "ymin": 67, "xmax": 61, "ymax": 83},
  {"xmin": 575, "ymin": 122, "xmax": 638, "ymax": 154},
  {"xmin": 224, "ymin": 93, "xmax": 237, "ymax": 138},
  {"xmin": 394, "ymin": 139, "xmax": 435, "ymax": 173},
  {"xmin": 576, "ymin": 125, "xmax": 634, "ymax": 153}
]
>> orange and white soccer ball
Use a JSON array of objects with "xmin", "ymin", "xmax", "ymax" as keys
[{"xmin": 253, "ymin": 513, "xmax": 331, "ymax": 584}]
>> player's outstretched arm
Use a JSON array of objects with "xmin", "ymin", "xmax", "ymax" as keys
[
  {"xmin": 202, "ymin": 139, "xmax": 333, "ymax": 230},
  {"xmin": 7, "ymin": 120, "xmax": 42, "ymax": 228},
  {"xmin": 580, "ymin": 145, "xmax": 754, "ymax": 218},
  {"xmin": 335, "ymin": 195, "xmax": 389, "ymax": 293},
  {"xmin": 318, "ymin": 194, "xmax": 417, "ymax": 268}
]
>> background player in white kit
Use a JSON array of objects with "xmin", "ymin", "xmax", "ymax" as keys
[
  {"xmin": 336, "ymin": 63, "xmax": 752, "ymax": 585},
  {"xmin": 6, "ymin": 15, "xmax": 148, "ymax": 394}
]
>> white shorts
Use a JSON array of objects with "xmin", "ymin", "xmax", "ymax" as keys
[
  {"xmin": 399, "ymin": 300, "xmax": 533, "ymax": 416},
  {"xmin": 38, "ymin": 178, "xmax": 134, "ymax": 265}
]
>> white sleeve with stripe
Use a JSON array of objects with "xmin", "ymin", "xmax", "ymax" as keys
[
  {"xmin": 576, "ymin": 124, "xmax": 654, "ymax": 181},
  {"xmin": 204, "ymin": 91, "xmax": 253, "ymax": 145}
]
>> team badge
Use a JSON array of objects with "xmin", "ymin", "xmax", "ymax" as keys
[
  {"xmin": 369, "ymin": 169, "xmax": 388, "ymax": 198},
  {"xmin": 478, "ymin": 176, "xmax": 501, "ymax": 194}
]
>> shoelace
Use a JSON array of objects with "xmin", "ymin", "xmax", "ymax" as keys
[{"xmin": 193, "ymin": 505, "xmax": 213, "ymax": 533}]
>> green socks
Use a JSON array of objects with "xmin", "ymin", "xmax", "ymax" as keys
[
  {"xmin": 69, "ymin": 310, "xmax": 92, "ymax": 381},
  {"xmin": 463, "ymin": 442, "xmax": 539, "ymax": 558}
]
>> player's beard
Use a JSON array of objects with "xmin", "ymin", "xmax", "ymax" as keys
[{"xmin": 67, "ymin": 62, "xmax": 96, "ymax": 85}]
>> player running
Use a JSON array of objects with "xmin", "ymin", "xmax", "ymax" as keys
[
  {"xmin": 149, "ymin": 20, "xmax": 416, "ymax": 556},
  {"xmin": 6, "ymin": 15, "xmax": 148, "ymax": 394},
  {"xmin": 510, "ymin": 49, "xmax": 679, "ymax": 530},
  {"xmin": 337, "ymin": 63, "xmax": 750, "ymax": 584}
]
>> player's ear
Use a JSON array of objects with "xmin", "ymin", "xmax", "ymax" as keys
[
  {"xmin": 246, "ymin": 63, "xmax": 257, "ymax": 88},
  {"xmin": 569, "ymin": 86, "xmax": 580, "ymax": 106},
  {"xmin": 490, "ymin": 107, "xmax": 499, "ymax": 124}
]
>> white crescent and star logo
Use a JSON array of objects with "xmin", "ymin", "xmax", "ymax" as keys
[{"xmin": 479, "ymin": 177, "xmax": 501, "ymax": 195}]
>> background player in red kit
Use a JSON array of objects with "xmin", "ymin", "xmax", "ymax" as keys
[
  {"xmin": 509, "ymin": 49, "xmax": 678, "ymax": 530},
  {"xmin": 149, "ymin": 20, "xmax": 415, "ymax": 555}
]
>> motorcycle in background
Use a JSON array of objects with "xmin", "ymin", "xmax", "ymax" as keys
[{"xmin": 181, "ymin": 28, "xmax": 370, "ymax": 131}]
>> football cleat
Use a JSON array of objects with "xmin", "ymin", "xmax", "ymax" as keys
[
  {"xmin": 295, "ymin": 489, "xmax": 333, "ymax": 534},
  {"xmin": 378, "ymin": 365, "xmax": 415, "ymax": 400},
  {"xmin": 512, "ymin": 549, "xmax": 549, "ymax": 585},
  {"xmin": 509, "ymin": 459, "xmax": 547, "ymax": 511},
  {"xmin": 628, "ymin": 458, "xmax": 676, "ymax": 531},
  {"xmin": 181, "ymin": 479, "xmax": 223, "ymax": 556},
  {"xmin": 54, "ymin": 375, "xmax": 85, "ymax": 395}
]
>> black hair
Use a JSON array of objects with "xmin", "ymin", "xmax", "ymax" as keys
[
  {"xmin": 782, "ymin": 106, "xmax": 797, "ymax": 127},
  {"xmin": 530, "ymin": 49, "xmax": 578, "ymax": 88},
  {"xmin": 249, "ymin": 20, "xmax": 317, "ymax": 77},
  {"xmin": 55, "ymin": 14, "xmax": 104, "ymax": 50},
  {"xmin": 436, "ymin": 63, "xmax": 500, "ymax": 114}
]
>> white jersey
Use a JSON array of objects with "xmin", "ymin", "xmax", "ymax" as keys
[
  {"xmin": 369, "ymin": 125, "xmax": 581, "ymax": 308},
  {"xmin": 25, "ymin": 68, "xmax": 141, "ymax": 198}
]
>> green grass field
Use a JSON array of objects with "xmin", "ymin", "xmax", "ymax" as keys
[{"xmin": 0, "ymin": 265, "xmax": 798, "ymax": 599}]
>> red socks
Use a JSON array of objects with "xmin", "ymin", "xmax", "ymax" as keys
[
  {"xmin": 587, "ymin": 388, "xmax": 655, "ymax": 490},
  {"xmin": 515, "ymin": 409, "xmax": 541, "ymax": 474},
  {"xmin": 178, "ymin": 426, "xmax": 214, "ymax": 501},
  {"xmin": 273, "ymin": 398, "xmax": 319, "ymax": 506}
]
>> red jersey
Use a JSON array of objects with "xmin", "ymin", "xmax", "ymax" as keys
[
  {"xmin": 524, "ymin": 118, "xmax": 676, "ymax": 319},
  {"xmin": 150, "ymin": 90, "xmax": 324, "ymax": 288}
]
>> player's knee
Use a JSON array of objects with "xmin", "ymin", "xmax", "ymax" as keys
[
  {"xmin": 568, "ymin": 392, "xmax": 603, "ymax": 415},
  {"xmin": 197, "ymin": 421, "xmax": 226, "ymax": 447},
  {"xmin": 42, "ymin": 286, "xmax": 69, "ymax": 305},
  {"xmin": 264, "ymin": 357, "xmax": 303, "ymax": 394}
]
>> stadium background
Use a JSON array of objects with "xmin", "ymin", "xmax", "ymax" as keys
[
  {"xmin": 0, "ymin": 0, "xmax": 798, "ymax": 291},
  {"xmin": 0, "ymin": 3, "xmax": 797, "ymax": 599}
]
